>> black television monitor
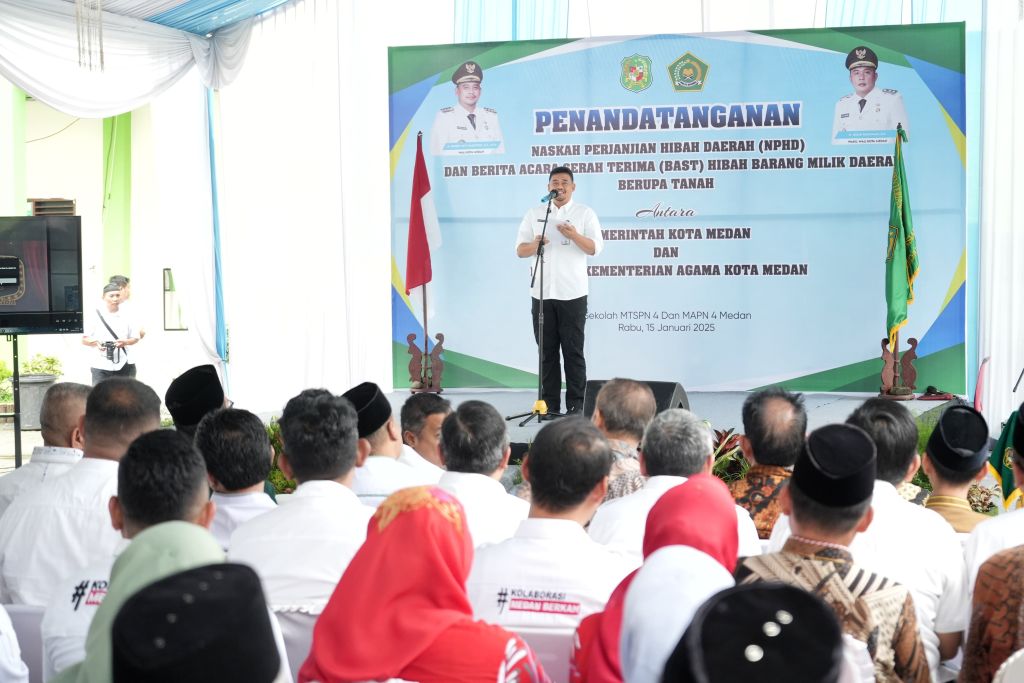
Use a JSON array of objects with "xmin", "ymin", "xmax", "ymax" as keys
[{"xmin": 0, "ymin": 216, "xmax": 83, "ymax": 335}]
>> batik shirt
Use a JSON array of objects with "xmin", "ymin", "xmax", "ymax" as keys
[
  {"xmin": 735, "ymin": 538, "xmax": 930, "ymax": 683},
  {"xmin": 604, "ymin": 439, "xmax": 645, "ymax": 502},
  {"xmin": 727, "ymin": 464, "xmax": 791, "ymax": 539},
  {"xmin": 961, "ymin": 545, "xmax": 1024, "ymax": 683}
]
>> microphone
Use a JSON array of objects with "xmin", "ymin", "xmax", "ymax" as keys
[{"xmin": 540, "ymin": 190, "xmax": 559, "ymax": 203}]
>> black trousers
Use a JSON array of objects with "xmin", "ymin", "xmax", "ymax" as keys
[
  {"xmin": 531, "ymin": 295, "xmax": 587, "ymax": 413},
  {"xmin": 91, "ymin": 364, "xmax": 134, "ymax": 386}
]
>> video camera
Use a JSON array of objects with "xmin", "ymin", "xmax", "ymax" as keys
[{"xmin": 100, "ymin": 341, "xmax": 118, "ymax": 362}]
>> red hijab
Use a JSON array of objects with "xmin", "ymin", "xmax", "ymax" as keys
[
  {"xmin": 299, "ymin": 486, "xmax": 474, "ymax": 683},
  {"xmin": 576, "ymin": 474, "xmax": 739, "ymax": 683}
]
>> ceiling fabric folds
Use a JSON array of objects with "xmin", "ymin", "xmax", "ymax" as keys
[{"xmin": 0, "ymin": 0, "xmax": 253, "ymax": 117}]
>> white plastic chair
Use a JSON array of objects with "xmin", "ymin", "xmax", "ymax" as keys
[
  {"xmin": 514, "ymin": 626, "xmax": 574, "ymax": 683},
  {"xmin": 275, "ymin": 611, "xmax": 317, "ymax": 683},
  {"xmin": 994, "ymin": 648, "xmax": 1024, "ymax": 683},
  {"xmin": 7, "ymin": 604, "xmax": 43, "ymax": 683}
]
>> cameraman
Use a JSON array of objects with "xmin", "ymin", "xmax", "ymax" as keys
[{"xmin": 82, "ymin": 283, "xmax": 139, "ymax": 385}]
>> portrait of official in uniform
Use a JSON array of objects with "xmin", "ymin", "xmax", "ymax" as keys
[
  {"xmin": 832, "ymin": 46, "xmax": 909, "ymax": 144},
  {"xmin": 431, "ymin": 61, "xmax": 505, "ymax": 156}
]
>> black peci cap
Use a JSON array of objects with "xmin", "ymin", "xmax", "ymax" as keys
[
  {"xmin": 790, "ymin": 423, "xmax": 877, "ymax": 507},
  {"xmin": 341, "ymin": 381, "xmax": 393, "ymax": 438},
  {"xmin": 663, "ymin": 583, "xmax": 843, "ymax": 683},
  {"xmin": 927, "ymin": 405, "xmax": 989, "ymax": 473}
]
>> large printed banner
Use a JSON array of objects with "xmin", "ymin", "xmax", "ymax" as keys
[{"xmin": 388, "ymin": 23, "xmax": 967, "ymax": 393}]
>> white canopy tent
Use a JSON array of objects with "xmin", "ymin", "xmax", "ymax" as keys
[{"xmin": 0, "ymin": 0, "xmax": 1020, "ymax": 427}]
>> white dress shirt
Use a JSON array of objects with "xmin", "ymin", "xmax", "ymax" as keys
[
  {"xmin": 210, "ymin": 490, "xmax": 277, "ymax": 550},
  {"xmin": 351, "ymin": 455, "xmax": 435, "ymax": 508},
  {"xmin": 41, "ymin": 552, "xmax": 119, "ymax": 679},
  {"xmin": 229, "ymin": 480, "xmax": 373, "ymax": 614},
  {"xmin": 437, "ymin": 470, "xmax": 529, "ymax": 547},
  {"xmin": 963, "ymin": 507, "xmax": 1024, "ymax": 601},
  {"xmin": 516, "ymin": 199, "xmax": 604, "ymax": 301},
  {"xmin": 0, "ymin": 457, "xmax": 121, "ymax": 605},
  {"xmin": 466, "ymin": 518, "xmax": 634, "ymax": 630},
  {"xmin": 769, "ymin": 480, "xmax": 968, "ymax": 680},
  {"xmin": 0, "ymin": 446, "xmax": 82, "ymax": 518},
  {"xmin": 0, "ymin": 605, "xmax": 28, "ymax": 683},
  {"xmin": 587, "ymin": 475, "xmax": 762, "ymax": 564},
  {"xmin": 396, "ymin": 444, "xmax": 444, "ymax": 484}
]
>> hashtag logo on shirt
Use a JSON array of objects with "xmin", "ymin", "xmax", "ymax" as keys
[
  {"xmin": 71, "ymin": 580, "xmax": 88, "ymax": 611},
  {"xmin": 497, "ymin": 587, "xmax": 508, "ymax": 612}
]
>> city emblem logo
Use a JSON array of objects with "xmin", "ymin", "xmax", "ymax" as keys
[
  {"xmin": 620, "ymin": 54, "xmax": 653, "ymax": 93},
  {"xmin": 668, "ymin": 52, "xmax": 709, "ymax": 92}
]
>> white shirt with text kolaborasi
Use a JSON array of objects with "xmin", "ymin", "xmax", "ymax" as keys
[
  {"xmin": 229, "ymin": 480, "xmax": 373, "ymax": 615},
  {"xmin": 0, "ymin": 457, "xmax": 121, "ymax": 605},
  {"xmin": 515, "ymin": 199, "xmax": 604, "ymax": 301},
  {"xmin": 768, "ymin": 480, "xmax": 968, "ymax": 681},
  {"xmin": 586, "ymin": 475, "xmax": 763, "ymax": 565},
  {"xmin": 0, "ymin": 445, "xmax": 82, "ymax": 519},
  {"xmin": 466, "ymin": 518, "xmax": 634, "ymax": 630},
  {"xmin": 437, "ymin": 470, "xmax": 529, "ymax": 548}
]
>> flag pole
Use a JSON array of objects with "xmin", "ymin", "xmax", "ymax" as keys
[{"xmin": 421, "ymin": 285, "xmax": 429, "ymax": 387}]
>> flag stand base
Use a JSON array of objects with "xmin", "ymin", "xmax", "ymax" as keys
[{"xmin": 879, "ymin": 335, "xmax": 918, "ymax": 400}]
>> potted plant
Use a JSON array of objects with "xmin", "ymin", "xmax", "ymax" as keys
[{"xmin": 19, "ymin": 354, "xmax": 61, "ymax": 430}]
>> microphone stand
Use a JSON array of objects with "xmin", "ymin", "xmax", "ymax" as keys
[{"xmin": 507, "ymin": 192, "xmax": 562, "ymax": 426}]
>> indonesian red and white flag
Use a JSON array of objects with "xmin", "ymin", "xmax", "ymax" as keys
[{"xmin": 405, "ymin": 132, "xmax": 441, "ymax": 318}]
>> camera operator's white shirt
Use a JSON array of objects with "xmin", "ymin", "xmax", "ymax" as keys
[
  {"xmin": 466, "ymin": 518, "xmax": 633, "ymax": 631},
  {"xmin": 436, "ymin": 471, "xmax": 528, "ymax": 548},
  {"xmin": 83, "ymin": 308, "xmax": 134, "ymax": 371},
  {"xmin": 587, "ymin": 475, "xmax": 762, "ymax": 565}
]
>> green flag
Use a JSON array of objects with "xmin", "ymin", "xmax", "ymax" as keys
[
  {"xmin": 885, "ymin": 126, "xmax": 920, "ymax": 351},
  {"xmin": 990, "ymin": 410, "xmax": 1023, "ymax": 509}
]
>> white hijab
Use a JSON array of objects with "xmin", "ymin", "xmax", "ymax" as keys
[{"xmin": 620, "ymin": 546, "xmax": 734, "ymax": 683}]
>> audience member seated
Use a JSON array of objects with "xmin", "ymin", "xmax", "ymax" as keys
[
  {"xmin": 964, "ymin": 405, "xmax": 1024, "ymax": 594},
  {"xmin": 344, "ymin": 381, "xmax": 435, "ymax": 507},
  {"xmin": 0, "ymin": 382, "xmax": 89, "ymax": 517},
  {"xmin": 42, "ymin": 430, "xmax": 216, "ymax": 678},
  {"xmin": 111, "ymin": 564, "xmax": 285, "ymax": 683},
  {"xmin": 436, "ymin": 400, "xmax": 527, "ymax": 547},
  {"xmin": 575, "ymin": 473, "xmax": 738, "ymax": 683},
  {"xmin": 588, "ymin": 408, "xmax": 761, "ymax": 563},
  {"xmin": 728, "ymin": 387, "xmax": 806, "ymax": 539},
  {"xmin": 230, "ymin": 389, "xmax": 373, "ymax": 616},
  {"xmin": 0, "ymin": 378, "xmax": 161, "ymax": 605},
  {"xmin": 0, "ymin": 604, "xmax": 29, "ymax": 682},
  {"xmin": 661, "ymin": 584, "xmax": 845, "ymax": 683},
  {"xmin": 591, "ymin": 378, "xmax": 655, "ymax": 501},
  {"xmin": 770, "ymin": 398, "xmax": 968, "ymax": 680},
  {"xmin": 164, "ymin": 364, "xmax": 226, "ymax": 442},
  {"xmin": 466, "ymin": 417, "xmax": 633, "ymax": 632},
  {"xmin": 736, "ymin": 423, "xmax": 929, "ymax": 682},
  {"xmin": 398, "ymin": 392, "xmax": 450, "ymax": 481},
  {"xmin": 961, "ymin": 541, "xmax": 1024, "ymax": 683},
  {"xmin": 195, "ymin": 408, "xmax": 277, "ymax": 549},
  {"xmin": 921, "ymin": 405, "xmax": 991, "ymax": 534},
  {"xmin": 51, "ymin": 521, "xmax": 225, "ymax": 683},
  {"xmin": 299, "ymin": 486, "xmax": 549, "ymax": 683}
]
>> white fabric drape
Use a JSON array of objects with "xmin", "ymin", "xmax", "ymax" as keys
[
  {"xmin": 0, "ymin": 0, "xmax": 251, "ymax": 118},
  {"xmin": 978, "ymin": 3, "xmax": 1024, "ymax": 427},
  {"xmin": 214, "ymin": 0, "xmax": 452, "ymax": 409},
  {"xmin": 131, "ymin": 70, "xmax": 224, "ymax": 391}
]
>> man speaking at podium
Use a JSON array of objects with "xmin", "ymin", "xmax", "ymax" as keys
[{"xmin": 515, "ymin": 166, "xmax": 604, "ymax": 416}]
